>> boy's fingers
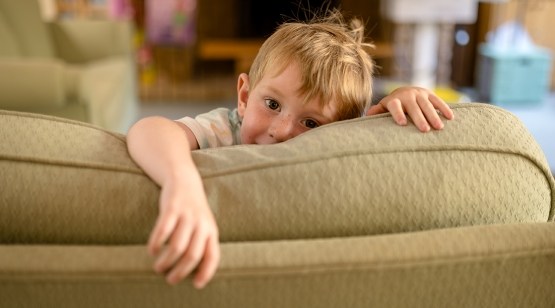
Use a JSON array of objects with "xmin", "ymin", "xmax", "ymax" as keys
[
  {"xmin": 405, "ymin": 100, "xmax": 429, "ymax": 132},
  {"xmin": 154, "ymin": 219, "xmax": 193, "ymax": 273},
  {"xmin": 148, "ymin": 212, "xmax": 178, "ymax": 256},
  {"xmin": 429, "ymin": 94, "xmax": 455, "ymax": 120},
  {"xmin": 417, "ymin": 95, "xmax": 444, "ymax": 130},
  {"xmin": 438, "ymin": 103, "xmax": 454, "ymax": 120},
  {"xmin": 384, "ymin": 99, "xmax": 408, "ymax": 126},
  {"xmin": 166, "ymin": 227, "xmax": 207, "ymax": 285},
  {"xmin": 365, "ymin": 103, "xmax": 386, "ymax": 116},
  {"xmin": 194, "ymin": 235, "xmax": 220, "ymax": 289}
]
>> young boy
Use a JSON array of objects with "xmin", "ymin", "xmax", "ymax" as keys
[{"xmin": 127, "ymin": 10, "xmax": 454, "ymax": 289}]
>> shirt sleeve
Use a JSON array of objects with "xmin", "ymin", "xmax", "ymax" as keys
[{"xmin": 175, "ymin": 108, "xmax": 240, "ymax": 149}]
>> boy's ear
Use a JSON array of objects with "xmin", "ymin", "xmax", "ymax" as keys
[{"xmin": 237, "ymin": 73, "xmax": 249, "ymax": 117}]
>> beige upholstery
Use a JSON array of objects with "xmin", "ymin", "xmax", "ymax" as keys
[
  {"xmin": 1, "ymin": 103, "xmax": 554, "ymax": 307},
  {"xmin": 0, "ymin": 0, "xmax": 137, "ymax": 133}
]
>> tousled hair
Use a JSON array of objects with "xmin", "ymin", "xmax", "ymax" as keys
[{"xmin": 248, "ymin": 9, "xmax": 375, "ymax": 121}]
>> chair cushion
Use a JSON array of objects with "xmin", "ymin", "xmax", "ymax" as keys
[
  {"xmin": 49, "ymin": 20, "xmax": 132, "ymax": 63},
  {"xmin": 0, "ymin": 10, "xmax": 20, "ymax": 56},
  {"xmin": 0, "ymin": 59, "xmax": 69, "ymax": 108},
  {"xmin": 0, "ymin": 103, "xmax": 553, "ymax": 244},
  {"xmin": 0, "ymin": 0, "xmax": 55, "ymax": 57}
]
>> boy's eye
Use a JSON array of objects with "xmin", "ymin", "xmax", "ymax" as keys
[
  {"xmin": 265, "ymin": 99, "xmax": 280, "ymax": 111},
  {"xmin": 303, "ymin": 119, "xmax": 319, "ymax": 129}
]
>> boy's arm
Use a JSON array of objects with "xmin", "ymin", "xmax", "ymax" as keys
[
  {"xmin": 126, "ymin": 116, "xmax": 220, "ymax": 289},
  {"xmin": 366, "ymin": 86, "xmax": 455, "ymax": 132}
]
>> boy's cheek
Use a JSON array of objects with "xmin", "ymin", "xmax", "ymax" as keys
[{"xmin": 239, "ymin": 125, "xmax": 257, "ymax": 145}]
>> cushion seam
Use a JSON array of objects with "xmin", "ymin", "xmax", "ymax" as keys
[
  {"xmin": 199, "ymin": 147, "xmax": 554, "ymax": 218},
  {"xmin": 1, "ymin": 247, "xmax": 553, "ymax": 281},
  {"xmin": 200, "ymin": 147, "xmax": 546, "ymax": 179},
  {"xmin": 215, "ymin": 247, "xmax": 555, "ymax": 279},
  {"xmin": 0, "ymin": 154, "xmax": 143, "ymax": 175}
]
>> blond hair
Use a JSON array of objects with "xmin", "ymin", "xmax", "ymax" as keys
[{"xmin": 248, "ymin": 10, "xmax": 374, "ymax": 121}]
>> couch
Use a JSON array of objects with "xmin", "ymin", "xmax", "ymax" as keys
[
  {"xmin": 1, "ymin": 103, "xmax": 554, "ymax": 307},
  {"xmin": 0, "ymin": 0, "xmax": 137, "ymax": 133}
]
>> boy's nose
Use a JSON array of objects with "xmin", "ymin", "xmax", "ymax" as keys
[{"xmin": 268, "ymin": 116, "xmax": 296, "ymax": 143}]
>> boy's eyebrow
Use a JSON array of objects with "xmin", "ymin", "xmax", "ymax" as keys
[{"xmin": 264, "ymin": 84, "xmax": 286, "ymax": 98}]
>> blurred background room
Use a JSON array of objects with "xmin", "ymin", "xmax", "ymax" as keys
[{"xmin": 1, "ymin": 0, "xmax": 554, "ymax": 172}]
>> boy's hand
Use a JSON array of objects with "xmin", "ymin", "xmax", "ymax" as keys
[
  {"xmin": 366, "ymin": 86, "xmax": 454, "ymax": 132},
  {"xmin": 148, "ymin": 179, "xmax": 220, "ymax": 289}
]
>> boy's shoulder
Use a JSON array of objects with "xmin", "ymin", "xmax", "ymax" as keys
[{"xmin": 175, "ymin": 107, "xmax": 241, "ymax": 149}]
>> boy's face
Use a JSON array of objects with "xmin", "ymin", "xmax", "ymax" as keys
[{"xmin": 236, "ymin": 62, "xmax": 337, "ymax": 145}]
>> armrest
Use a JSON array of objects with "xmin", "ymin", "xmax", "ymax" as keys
[
  {"xmin": 0, "ymin": 58, "xmax": 76, "ymax": 109},
  {"xmin": 49, "ymin": 20, "xmax": 133, "ymax": 63},
  {"xmin": 0, "ymin": 105, "xmax": 553, "ymax": 244}
]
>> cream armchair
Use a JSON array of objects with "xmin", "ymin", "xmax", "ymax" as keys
[{"xmin": 0, "ymin": 0, "xmax": 137, "ymax": 133}]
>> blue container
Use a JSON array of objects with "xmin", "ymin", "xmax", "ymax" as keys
[{"xmin": 477, "ymin": 43, "xmax": 552, "ymax": 106}]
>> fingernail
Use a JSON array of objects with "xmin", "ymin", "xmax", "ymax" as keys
[
  {"xmin": 167, "ymin": 275, "xmax": 178, "ymax": 285},
  {"xmin": 154, "ymin": 265, "xmax": 162, "ymax": 274},
  {"xmin": 194, "ymin": 280, "xmax": 206, "ymax": 289},
  {"xmin": 148, "ymin": 245, "xmax": 159, "ymax": 257},
  {"xmin": 154, "ymin": 261, "xmax": 165, "ymax": 273}
]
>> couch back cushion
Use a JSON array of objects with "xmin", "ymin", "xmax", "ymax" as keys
[
  {"xmin": 0, "ymin": 104, "xmax": 553, "ymax": 244},
  {"xmin": 0, "ymin": 0, "xmax": 55, "ymax": 58}
]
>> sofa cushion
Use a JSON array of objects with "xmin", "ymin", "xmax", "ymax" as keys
[
  {"xmin": 0, "ymin": 0, "xmax": 55, "ymax": 58},
  {"xmin": 0, "ymin": 11, "xmax": 20, "ymax": 56},
  {"xmin": 196, "ymin": 103, "xmax": 555, "ymax": 241},
  {"xmin": 78, "ymin": 57, "xmax": 137, "ymax": 132},
  {"xmin": 49, "ymin": 20, "xmax": 132, "ymax": 63},
  {"xmin": 0, "ymin": 104, "xmax": 553, "ymax": 244},
  {"xmin": 0, "ymin": 59, "xmax": 70, "ymax": 108}
]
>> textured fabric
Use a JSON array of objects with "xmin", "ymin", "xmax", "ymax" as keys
[
  {"xmin": 0, "ymin": 111, "xmax": 157, "ymax": 244},
  {"xmin": 1, "ymin": 222, "xmax": 555, "ymax": 307},
  {"xmin": 194, "ymin": 103, "xmax": 555, "ymax": 241},
  {"xmin": 1, "ymin": 104, "xmax": 555, "ymax": 307},
  {"xmin": 0, "ymin": 103, "xmax": 553, "ymax": 245},
  {"xmin": 176, "ymin": 107, "xmax": 242, "ymax": 148}
]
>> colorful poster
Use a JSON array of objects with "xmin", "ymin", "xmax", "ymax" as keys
[
  {"xmin": 107, "ymin": 0, "xmax": 134, "ymax": 20},
  {"xmin": 146, "ymin": 0, "xmax": 196, "ymax": 46}
]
